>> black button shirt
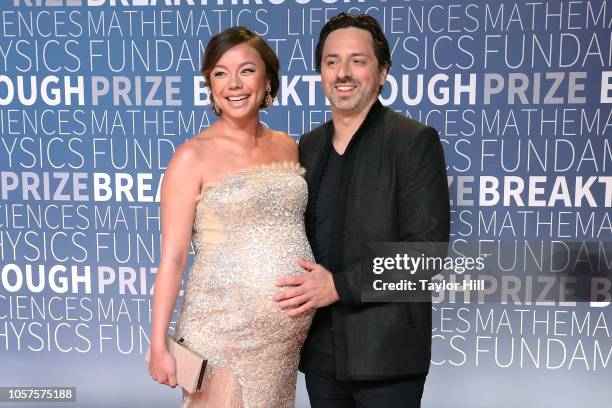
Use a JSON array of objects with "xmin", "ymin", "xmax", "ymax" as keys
[{"xmin": 303, "ymin": 147, "xmax": 343, "ymax": 355}]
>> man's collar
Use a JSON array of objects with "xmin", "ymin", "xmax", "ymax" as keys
[{"xmin": 325, "ymin": 99, "xmax": 385, "ymax": 145}]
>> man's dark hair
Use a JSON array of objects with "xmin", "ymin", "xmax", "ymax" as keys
[{"xmin": 315, "ymin": 12, "xmax": 392, "ymax": 74}]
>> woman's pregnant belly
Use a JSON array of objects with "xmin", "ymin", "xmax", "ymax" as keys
[{"xmin": 183, "ymin": 225, "xmax": 314, "ymax": 343}]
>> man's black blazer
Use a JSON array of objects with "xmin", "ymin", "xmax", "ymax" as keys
[{"xmin": 298, "ymin": 100, "xmax": 451, "ymax": 380}]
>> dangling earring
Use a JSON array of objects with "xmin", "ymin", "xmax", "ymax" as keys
[
  {"xmin": 211, "ymin": 95, "xmax": 222, "ymax": 115},
  {"xmin": 213, "ymin": 102, "xmax": 222, "ymax": 116},
  {"xmin": 263, "ymin": 86, "xmax": 273, "ymax": 108}
]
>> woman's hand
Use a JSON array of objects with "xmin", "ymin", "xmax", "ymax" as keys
[{"xmin": 148, "ymin": 347, "xmax": 178, "ymax": 388}]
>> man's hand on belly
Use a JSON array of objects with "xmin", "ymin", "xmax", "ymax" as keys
[{"xmin": 273, "ymin": 259, "xmax": 340, "ymax": 317}]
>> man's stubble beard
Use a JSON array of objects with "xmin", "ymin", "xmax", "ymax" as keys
[{"xmin": 326, "ymin": 80, "xmax": 379, "ymax": 115}]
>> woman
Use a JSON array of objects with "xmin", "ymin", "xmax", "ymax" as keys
[{"xmin": 147, "ymin": 27, "xmax": 314, "ymax": 407}]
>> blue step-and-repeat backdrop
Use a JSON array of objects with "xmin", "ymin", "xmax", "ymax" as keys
[{"xmin": 1, "ymin": 0, "xmax": 611, "ymax": 407}]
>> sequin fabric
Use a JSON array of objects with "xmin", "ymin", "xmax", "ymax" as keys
[{"xmin": 174, "ymin": 162, "xmax": 314, "ymax": 408}]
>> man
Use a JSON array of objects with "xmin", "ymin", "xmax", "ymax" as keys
[{"xmin": 274, "ymin": 12, "xmax": 450, "ymax": 407}]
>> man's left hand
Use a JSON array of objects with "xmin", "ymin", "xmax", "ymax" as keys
[{"xmin": 274, "ymin": 259, "xmax": 340, "ymax": 317}]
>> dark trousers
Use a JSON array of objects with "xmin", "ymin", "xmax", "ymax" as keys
[{"xmin": 303, "ymin": 349, "xmax": 426, "ymax": 408}]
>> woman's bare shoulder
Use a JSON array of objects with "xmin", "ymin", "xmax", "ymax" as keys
[
  {"xmin": 267, "ymin": 129, "xmax": 298, "ymax": 160},
  {"xmin": 269, "ymin": 129, "xmax": 296, "ymax": 144},
  {"xmin": 165, "ymin": 129, "xmax": 220, "ymax": 179},
  {"xmin": 182, "ymin": 128, "xmax": 223, "ymax": 161}
]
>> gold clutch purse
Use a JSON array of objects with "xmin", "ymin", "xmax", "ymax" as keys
[{"xmin": 145, "ymin": 335, "xmax": 207, "ymax": 394}]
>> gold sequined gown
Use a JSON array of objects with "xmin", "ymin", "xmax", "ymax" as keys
[{"xmin": 174, "ymin": 162, "xmax": 314, "ymax": 408}]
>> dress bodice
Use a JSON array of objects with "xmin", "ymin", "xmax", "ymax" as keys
[{"xmin": 191, "ymin": 161, "xmax": 308, "ymax": 255}]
